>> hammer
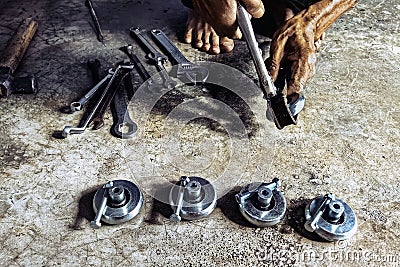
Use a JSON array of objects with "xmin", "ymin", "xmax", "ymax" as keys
[
  {"xmin": 237, "ymin": 5, "xmax": 305, "ymax": 129},
  {"xmin": 0, "ymin": 18, "xmax": 38, "ymax": 97}
]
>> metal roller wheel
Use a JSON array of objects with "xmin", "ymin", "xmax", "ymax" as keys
[
  {"xmin": 304, "ymin": 194, "xmax": 358, "ymax": 241},
  {"xmin": 236, "ymin": 178, "xmax": 286, "ymax": 227},
  {"xmin": 169, "ymin": 176, "xmax": 217, "ymax": 221},
  {"xmin": 92, "ymin": 180, "xmax": 143, "ymax": 227}
]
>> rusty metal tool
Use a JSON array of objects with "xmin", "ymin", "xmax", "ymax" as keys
[
  {"xmin": 237, "ymin": 4, "xmax": 305, "ymax": 129},
  {"xmin": 85, "ymin": 0, "xmax": 104, "ymax": 43},
  {"xmin": 0, "ymin": 18, "xmax": 38, "ymax": 97}
]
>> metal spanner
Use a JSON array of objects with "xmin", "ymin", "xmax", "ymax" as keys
[
  {"xmin": 120, "ymin": 44, "xmax": 162, "ymax": 90},
  {"xmin": 111, "ymin": 85, "xmax": 138, "ymax": 139},
  {"xmin": 62, "ymin": 64, "xmax": 133, "ymax": 137},
  {"xmin": 150, "ymin": 29, "xmax": 209, "ymax": 84},
  {"xmin": 70, "ymin": 68, "xmax": 114, "ymax": 112},
  {"xmin": 130, "ymin": 27, "xmax": 177, "ymax": 89}
]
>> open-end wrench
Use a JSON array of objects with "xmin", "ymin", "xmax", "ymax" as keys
[
  {"xmin": 150, "ymin": 29, "xmax": 209, "ymax": 84},
  {"xmin": 111, "ymin": 84, "xmax": 138, "ymax": 139},
  {"xmin": 237, "ymin": 4, "xmax": 305, "ymax": 129},
  {"xmin": 120, "ymin": 44, "xmax": 162, "ymax": 91},
  {"xmin": 69, "ymin": 68, "xmax": 114, "ymax": 113},
  {"xmin": 130, "ymin": 27, "xmax": 177, "ymax": 89},
  {"xmin": 62, "ymin": 65, "xmax": 133, "ymax": 137}
]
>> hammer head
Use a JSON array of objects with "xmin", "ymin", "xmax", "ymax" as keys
[
  {"xmin": 0, "ymin": 66, "xmax": 38, "ymax": 97},
  {"xmin": 266, "ymin": 92, "xmax": 306, "ymax": 129}
]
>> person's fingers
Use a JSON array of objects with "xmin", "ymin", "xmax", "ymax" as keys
[
  {"xmin": 240, "ymin": 0, "xmax": 265, "ymax": 18},
  {"xmin": 268, "ymin": 34, "xmax": 287, "ymax": 81},
  {"xmin": 286, "ymin": 50, "xmax": 316, "ymax": 95},
  {"xmin": 314, "ymin": 32, "xmax": 326, "ymax": 51},
  {"xmin": 211, "ymin": 30, "xmax": 221, "ymax": 54}
]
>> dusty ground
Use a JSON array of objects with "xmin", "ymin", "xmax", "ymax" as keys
[{"xmin": 0, "ymin": 0, "xmax": 399, "ymax": 266}]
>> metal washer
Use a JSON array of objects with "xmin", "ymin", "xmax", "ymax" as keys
[
  {"xmin": 236, "ymin": 181, "xmax": 286, "ymax": 227},
  {"xmin": 305, "ymin": 195, "xmax": 357, "ymax": 241},
  {"xmin": 169, "ymin": 176, "xmax": 217, "ymax": 220},
  {"xmin": 93, "ymin": 180, "xmax": 143, "ymax": 225}
]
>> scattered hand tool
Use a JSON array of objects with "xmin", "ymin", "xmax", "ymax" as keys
[
  {"xmin": 120, "ymin": 44, "xmax": 163, "ymax": 90},
  {"xmin": 150, "ymin": 29, "xmax": 209, "ymax": 84},
  {"xmin": 85, "ymin": 0, "xmax": 104, "ymax": 43},
  {"xmin": 0, "ymin": 18, "xmax": 38, "ymax": 97},
  {"xmin": 69, "ymin": 68, "xmax": 114, "ymax": 113},
  {"xmin": 62, "ymin": 63, "xmax": 134, "ymax": 137},
  {"xmin": 130, "ymin": 27, "xmax": 177, "ymax": 89},
  {"xmin": 111, "ymin": 83, "xmax": 138, "ymax": 139},
  {"xmin": 90, "ymin": 66, "xmax": 132, "ymax": 130},
  {"xmin": 237, "ymin": 4, "xmax": 305, "ymax": 129}
]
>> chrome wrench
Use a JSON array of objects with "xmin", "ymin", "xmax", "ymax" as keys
[
  {"xmin": 62, "ymin": 65, "xmax": 133, "ymax": 137},
  {"xmin": 120, "ymin": 44, "xmax": 162, "ymax": 90},
  {"xmin": 70, "ymin": 68, "xmax": 114, "ymax": 112},
  {"xmin": 237, "ymin": 4, "xmax": 305, "ymax": 129},
  {"xmin": 130, "ymin": 27, "xmax": 177, "ymax": 89},
  {"xmin": 150, "ymin": 29, "xmax": 209, "ymax": 84}
]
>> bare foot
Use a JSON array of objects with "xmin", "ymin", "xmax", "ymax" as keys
[{"xmin": 184, "ymin": 10, "xmax": 234, "ymax": 55}]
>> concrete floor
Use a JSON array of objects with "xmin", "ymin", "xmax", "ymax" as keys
[{"xmin": 0, "ymin": 0, "xmax": 399, "ymax": 266}]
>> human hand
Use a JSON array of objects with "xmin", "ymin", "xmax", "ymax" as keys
[
  {"xmin": 192, "ymin": 0, "xmax": 265, "ymax": 38},
  {"xmin": 267, "ymin": 10, "xmax": 322, "ymax": 97}
]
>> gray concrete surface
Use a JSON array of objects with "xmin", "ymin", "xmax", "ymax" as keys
[{"xmin": 0, "ymin": 0, "xmax": 399, "ymax": 266}]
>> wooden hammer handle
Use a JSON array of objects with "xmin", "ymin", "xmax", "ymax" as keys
[{"xmin": 0, "ymin": 18, "xmax": 38, "ymax": 74}]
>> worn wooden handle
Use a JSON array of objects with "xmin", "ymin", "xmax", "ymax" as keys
[{"xmin": 0, "ymin": 18, "xmax": 38, "ymax": 74}]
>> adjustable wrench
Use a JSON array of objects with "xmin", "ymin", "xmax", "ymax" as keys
[
  {"xmin": 70, "ymin": 68, "xmax": 114, "ymax": 112},
  {"xmin": 120, "ymin": 44, "xmax": 162, "ymax": 90},
  {"xmin": 150, "ymin": 29, "xmax": 209, "ymax": 84},
  {"xmin": 62, "ymin": 64, "xmax": 133, "ymax": 137},
  {"xmin": 130, "ymin": 27, "xmax": 177, "ymax": 89},
  {"xmin": 237, "ymin": 4, "xmax": 305, "ymax": 129}
]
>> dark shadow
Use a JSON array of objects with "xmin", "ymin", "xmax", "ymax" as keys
[
  {"xmin": 69, "ymin": 187, "xmax": 97, "ymax": 230},
  {"xmin": 282, "ymin": 198, "xmax": 328, "ymax": 242},
  {"xmin": 217, "ymin": 186, "xmax": 255, "ymax": 228},
  {"xmin": 145, "ymin": 183, "xmax": 174, "ymax": 225}
]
